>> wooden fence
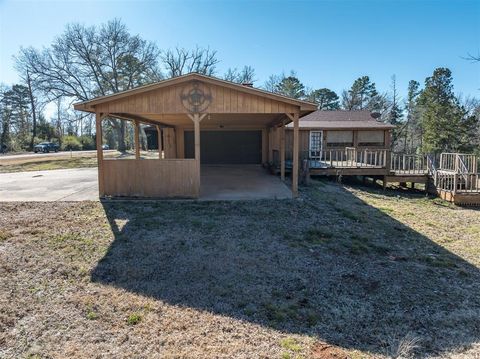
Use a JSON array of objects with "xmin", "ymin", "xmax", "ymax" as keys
[{"xmin": 103, "ymin": 158, "xmax": 199, "ymax": 198}]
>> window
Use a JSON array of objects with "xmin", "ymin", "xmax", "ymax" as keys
[
  {"xmin": 309, "ymin": 131, "xmax": 323, "ymax": 159},
  {"xmin": 326, "ymin": 131, "xmax": 353, "ymax": 147},
  {"xmin": 358, "ymin": 130, "xmax": 385, "ymax": 147}
]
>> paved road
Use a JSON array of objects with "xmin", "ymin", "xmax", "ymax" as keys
[{"xmin": 0, "ymin": 168, "xmax": 98, "ymax": 201}]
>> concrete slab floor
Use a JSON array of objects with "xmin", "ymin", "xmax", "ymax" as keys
[
  {"xmin": 0, "ymin": 165, "xmax": 292, "ymax": 202},
  {"xmin": 200, "ymin": 165, "xmax": 292, "ymax": 201},
  {"xmin": 0, "ymin": 168, "xmax": 99, "ymax": 202}
]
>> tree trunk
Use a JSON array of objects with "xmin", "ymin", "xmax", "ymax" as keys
[{"xmin": 26, "ymin": 71, "xmax": 37, "ymax": 150}]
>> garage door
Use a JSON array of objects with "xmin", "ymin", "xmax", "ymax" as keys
[{"xmin": 184, "ymin": 130, "xmax": 262, "ymax": 164}]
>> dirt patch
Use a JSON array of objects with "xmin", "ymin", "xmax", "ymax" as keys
[{"xmin": 310, "ymin": 342, "xmax": 350, "ymax": 359}]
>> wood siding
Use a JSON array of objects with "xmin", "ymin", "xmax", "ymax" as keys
[
  {"xmin": 103, "ymin": 159, "xmax": 199, "ymax": 198},
  {"xmin": 283, "ymin": 129, "xmax": 390, "ymax": 155},
  {"xmin": 95, "ymin": 81, "xmax": 300, "ymax": 115}
]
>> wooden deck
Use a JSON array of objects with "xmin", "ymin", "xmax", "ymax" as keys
[{"xmin": 274, "ymin": 149, "xmax": 480, "ymax": 205}]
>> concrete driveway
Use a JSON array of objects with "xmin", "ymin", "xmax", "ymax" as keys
[
  {"xmin": 0, "ymin": 165, "xmax": 291, "ymax": 202},
  {"xmin": 0, "ymin": 168, "xmax": 98, "ymax": 201}
]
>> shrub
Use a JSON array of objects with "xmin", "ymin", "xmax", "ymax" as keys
[
  {"xmin": 61, "ymin": 136, "xmax": 83, "ymax": 151},
  {"xmin": 78, "ymin": 135, "xmax": 95, "ymax": 150}
]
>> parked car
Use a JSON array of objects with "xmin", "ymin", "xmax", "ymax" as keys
[
  {"xmin": 34, "ymin": 142, "xmax": 59, "ymax": 153},
  {"xmin": 102, "ymin": 144, "xmax": 110, "ymax": 150}
]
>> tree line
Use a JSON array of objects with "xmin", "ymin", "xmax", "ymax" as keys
[{"xmin": 1, "ymin": 18, "xmax": 478, "ymax": 155}]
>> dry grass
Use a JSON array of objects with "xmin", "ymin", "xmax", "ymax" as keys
[
  {"xmin": 0, "ymin": 150, "xmax": 160, "ymax": 173},
  {"xmin": 0, "ymin": 157, "xmax": 99, "ymax": 173},
  {"xmin": 0, "ymin": 180, "xmax": 479, "ymax": 358}
]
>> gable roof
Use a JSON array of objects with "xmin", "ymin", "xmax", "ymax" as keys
[
  {"xmin": 73, "ymin": 72, "xmax": 317, "ymax": 113},
  {"xmin": 288, "ymin": 110, "xmax": 395, "ymax": 130}
]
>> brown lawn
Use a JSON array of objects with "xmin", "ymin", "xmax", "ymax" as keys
[{"xmin": 0, "ymin": 181, "xmax": 479, "ymax": 358}]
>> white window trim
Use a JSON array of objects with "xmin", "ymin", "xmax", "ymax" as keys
[{"xmin": 309, "ymin": 131, "xmax": 323, "ymax": 160}]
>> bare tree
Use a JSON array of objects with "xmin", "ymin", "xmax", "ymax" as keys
[
  {"xmin": 15, "ymin": 19, "xmax": 162, "ymax": 151},
  {"xmin": 162, "ymin": 46, "xmax": 219, "ymax": 78},
  {"xmin": 224, "ymin": 66, "xmax": 256, "ymax": 84}
]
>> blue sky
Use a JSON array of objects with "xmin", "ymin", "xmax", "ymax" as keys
[{"xmin": 1, "ymin": 0, "xmax": 479, "ymax": 102}]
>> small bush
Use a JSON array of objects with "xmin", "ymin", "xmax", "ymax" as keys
[
  {"xmin": 62, "ymin": 135, "xmax": 83, "ymax": 151},
  {"xmin": 78, "ymin": 135, "xmax": 95, "ymax": 150}
]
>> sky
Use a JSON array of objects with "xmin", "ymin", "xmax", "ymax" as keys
[{"xmin": 1, "ymin": 0, "xmax": 479, "ymax": 109}]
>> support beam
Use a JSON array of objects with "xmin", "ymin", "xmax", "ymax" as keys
[
  {"xmin": 95, "ymin": 112, "xmax": 105, "ymax": 197},
  {"xmin": 287, "ymin": 112, "xmax": 300, "ymax": 197},
  {"xmin": 134, "ymin": 120, "xmax": 140, "ymax": 160},
  {"xmin": 188, "ymin": 113, "xmax": 207, "ymax": 197},
  {"xmin": 156, "ymin": 125, "xmax": 162, "ymax": 159},
  {"xmin": 280, "ymin": 120, "xmax": 286, "ymax": 181}
]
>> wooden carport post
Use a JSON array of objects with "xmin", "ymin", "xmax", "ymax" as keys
[
  {"xmin": 134, "ymin": 120, "xmax": 140, "ymax": 160},
  {"xmin": 188, "ymin": 113, "xmax": 207, "ymax": 196},
  {"xmin": 156, "ymin": 125, "xmax": 162, "ymax": 159},
  {"xmin": 286, "ymin": 112, "xmax": 300, "ymax": 197},
  {"xmin": 280, "ymin": 120, "xmax": 286, "ymax": 181},
  {"xmin": 95, "ymin": 112, "xmax": 105, "ymax": 197}
]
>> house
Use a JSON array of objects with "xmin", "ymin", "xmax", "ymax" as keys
[
  {"xmin": 268, "ymin": 110, "xmax": 395, "ymax": 177},
  {"xmin": 285, "ymin": 110, "xmax": 394, "ymax": 154},
  {"xmin": 73, "ymin": 73, "xmax": 317, "ymax": 199}
]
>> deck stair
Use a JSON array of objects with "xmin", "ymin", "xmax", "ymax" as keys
[{"xmin": 432, "ymin": 153, "xmax": 480, "ymax": 205}]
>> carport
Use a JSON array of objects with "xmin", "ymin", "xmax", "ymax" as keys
[{"xmin": 73, "ymin": 73, "xmax": 316, "ymax": 199}]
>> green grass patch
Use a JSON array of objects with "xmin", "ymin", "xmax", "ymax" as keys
[
  {"xmin": 280, "ymin": 337, "xmax": 302, "ymax": 352},
  {"xmin": 127, "ymin": 313, "xmax": 142, "ymax": 325}
]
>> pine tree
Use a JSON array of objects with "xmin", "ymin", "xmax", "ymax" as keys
[
  {"xmin": 418, "ymin": 68, "xmax": 478, "ymax": 153},
  {"xmin": 307, "ymin": 88, "xmax": 340, "ymax": 110},
  {"xmin": 387, "ymin": 75, "xmax": 404, "ymax": 149},
  {"xmin": 404, "ymin": 80, "xmax": 421, "ymax": 153},
  {"xmin": 342, "ymin": 76, "xmax": 378, "ymax": 110},
  {"xmin": 275, "ymin": 74, "xmax": 306, "ymax": 99}
]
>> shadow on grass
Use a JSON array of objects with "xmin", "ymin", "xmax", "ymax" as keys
[{"xmin": 91, "ymin": 183, "xmax": 480, "ymax": 357}]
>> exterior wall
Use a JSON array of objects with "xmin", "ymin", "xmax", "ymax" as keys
[
  {"xmin": 95, "ymin": 80, "xmax": 301, "ymax": 115},
  {"xmin": 103, "ymin": 159, "xmax": 199, "ymax": 198},
  {"xmin": 283, "ymin": 129, "xmax": 391, "ymax": 158}
]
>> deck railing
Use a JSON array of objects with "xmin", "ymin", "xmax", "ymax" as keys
[
  {"xmin": 284, "ymin": 148, "xmax": 388, "ymax": 169},
  {"xmin": 440, "ymin": 153, "xmax": 478, "ymax": 173},
  {"xmin": 391, "ymin": 153, "xmax": 427, "ymax": 174},
  {"xmin": 435, "ymin": 153, "xmax": 479, "ymax": 194}
]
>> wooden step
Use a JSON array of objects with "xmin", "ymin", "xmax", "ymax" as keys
[{"xmin": 438, "ymin": 190, "xmax": 480, "ymax": 206}]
